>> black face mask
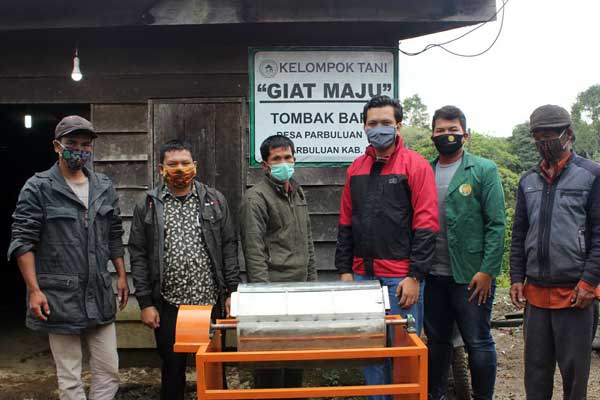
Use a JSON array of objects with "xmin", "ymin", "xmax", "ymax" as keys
[{"xmin": 433, "ymin": 134, "xmax": 464, "ymax": 156}]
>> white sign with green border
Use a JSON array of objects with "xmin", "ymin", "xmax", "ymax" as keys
[{"xmin": 250, "ymin": 47, "xmax": 398, "ymax": 166}]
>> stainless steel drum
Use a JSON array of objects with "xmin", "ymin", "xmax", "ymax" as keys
[{"xmin": 230, "ymin": 281, "xmax": 390, "ymax": 351}]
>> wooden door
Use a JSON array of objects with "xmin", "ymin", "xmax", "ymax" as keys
[{"xmin": 150, "ymin": 98, "xmax": 246, "ymax": 222}]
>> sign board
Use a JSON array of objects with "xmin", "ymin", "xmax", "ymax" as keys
[{"xmin": 250, "ymin": 47, "xmax": 398, "ymax": 165}]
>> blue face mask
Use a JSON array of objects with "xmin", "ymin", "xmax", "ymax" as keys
[
  {"xmin": 269, "ymin": 162, "xmax": 295, "ymax": 182},
  {"xmin": 366, "ymin": 125, "xmax": 397, "ymax": 151}
]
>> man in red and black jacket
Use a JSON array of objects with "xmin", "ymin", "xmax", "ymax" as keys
[{"xmin": 335, "ymin": 96, "xmax": 438, "ymax": 398}]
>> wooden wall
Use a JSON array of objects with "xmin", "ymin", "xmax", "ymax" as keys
[
  {"xmin": 0, "ymin": 26, "xmax": 382, "ymax": 346},
  {"xmin": 91, "ymin": 104, "xmax": 156, "ymax": 347}
]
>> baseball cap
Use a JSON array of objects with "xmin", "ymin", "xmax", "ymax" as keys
[{"xmin": 54, "ymin": 115, "xmax": 97, "ymax": 140}]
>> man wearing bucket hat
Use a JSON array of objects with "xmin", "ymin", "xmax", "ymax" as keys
[
  {"xmin": 9, "ymin": 115, "xmax": 128, "ymax": 400},
  {"xmin": 510, "ymin": 105, "xmax": 600, "ymax": 399}
]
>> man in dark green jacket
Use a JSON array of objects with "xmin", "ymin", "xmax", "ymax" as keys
[
  {"xmin": 240, "ymin": 134, "xmax": 316, "ymax": 387},
  {"xmin": 425, "ymin": 106, "xmax": 505, "ymax": 400}
]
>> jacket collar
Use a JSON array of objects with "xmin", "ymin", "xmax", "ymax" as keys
[
  {"xmin": 432, "ymin": 151, "xmax": 475, "ymax": 197},
  {"xmin": 263, "ymin": 174, "xmax": 300, "ymax": 198},
  {"xmin": 431, "ymin": 149, "xmax": 474, "ymax": 170},
  {"xmin": 48, "ymin": 162, "xmax": 109, "ymax": 207},
  {"xmin": 149, "ymin": 180, "xmax": 206, "ymax": 203}
]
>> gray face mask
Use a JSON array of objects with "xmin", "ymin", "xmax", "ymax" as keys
[{"xmin": 366, "ymin": 125, "xmax": 396, "ymax": 151}]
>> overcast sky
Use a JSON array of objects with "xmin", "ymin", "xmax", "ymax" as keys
[{"xmin": 398, "ymin": 0, "xmax": 600, "ymax": 137}]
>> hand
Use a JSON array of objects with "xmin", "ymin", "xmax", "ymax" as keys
[
  {"xmin": 571, "ymin": 285, "xmax": 595, "ymax": 309},
  {"xmin": 396, "ymin": 277, "xmax": 420, "ymax": 309},
  {"xmin": 141, "ymin": 306, "xmax": 160, "ymax": 329},
  {"xmin": 468, "ymin": 272, "xmax": 493, "ymax": 305},
  {"xmin": 29, "ymin": 289, "xmax": 50, "ymax": 321},
  {"xmin": 225, "ymin": 297, "xmax": 231, "ymax": 318},
  {"xmin": 340, "ymin": 273, "xmax": 353, "ymax": 282},
  {"xmin": 510, "ymin": 282, "xmax": 526, "ymax": 309},
  {"xmin": 116, "ymin": 275, "xmax": 129, "ymax": 311}
]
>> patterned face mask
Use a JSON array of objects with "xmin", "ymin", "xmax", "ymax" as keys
[
  {"xmin": 162, "ymin": 164, "xmax": 197, "ymax": 189},
  {"xmin": 535, "ymin": 130, "xmax": 567, "ymax": 163},
  {"xmin": 57, "ymin": 141, "xmax": 91, "ymax": 171}
]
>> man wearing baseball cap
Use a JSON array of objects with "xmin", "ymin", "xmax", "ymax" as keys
[
  {"xmin": 8, "ymin": 115, "xmax": 129, "ymax": 400},
  {"xmin": 510, "ymin": 105, "xmax": 600, "ymax": 399}
]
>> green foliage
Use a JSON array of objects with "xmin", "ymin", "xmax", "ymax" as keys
[
  {"xmin": 402, "ymin": 94, "xmax": 430, "ymax": 130},
  {"xmin": 402, "ymin": 126, "xmax": 437, "ymax": 160},
  {"xmin": 507, "ymin": 122, "xmax": 539, "ymax": 172},
  {"xmin": 401, "ymin": 84, "xmax": 600, "ymax": 286},
  {"xmin": 572, "ymin": 84, "xmax": 600, "ymax": 161},
  {"xmin": 498, "ymin": 207, "xmax": 515, "ymax": 288}
]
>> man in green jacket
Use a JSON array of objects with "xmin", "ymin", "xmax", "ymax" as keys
[
  {"xmin": 425, "ymin": 106, "xmax": 505, "ymax": 400},
  {"xmin": 240, "ymin": 134, "xmax": 316, "ymax": 387}
]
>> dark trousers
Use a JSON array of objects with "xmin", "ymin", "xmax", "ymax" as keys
[
  {"xmin": 154, "ymin": 300, "xmax": 223, "ymax": 400},
  {"xmin": 155, "ymin": 301, "xmax": 188, "ymax": 400},
  {"xmin": 424, "ymin": 275, "xmax": 497, "ymax": 400},
  {"xmin": 523, "ymin": 303, "xmax": 595, "ymax": 400}
]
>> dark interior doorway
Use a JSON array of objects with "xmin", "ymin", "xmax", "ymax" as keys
[{"xmin": 0, "ymin": 104, "xmax": 90, "ymax": 321}]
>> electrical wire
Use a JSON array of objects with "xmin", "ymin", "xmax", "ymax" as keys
[{"xmin": 399, "ymin": 0, "xmax": 509, "ymax": 57}]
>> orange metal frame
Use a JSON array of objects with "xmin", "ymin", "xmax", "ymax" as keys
[{"xmin": 175, "ymin": 305, "xmax": 428, "ymax": 400}]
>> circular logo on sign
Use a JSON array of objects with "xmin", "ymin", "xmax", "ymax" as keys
[
  {"xmin": 459, "ymin": 183, "xmax": 472, "ymax": 197},
  {"xmin": 259, "ymin": 60, "xmax": 278, "ymax": 78},
  {"xmin": 448, "ymin": 135, "xmax": 455, "ymax": 142}
]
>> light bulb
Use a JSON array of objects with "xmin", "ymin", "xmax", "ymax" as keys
[
  {"xmin": 71, "ymin": 56, "xmax": 83, "ymax": 81},
  {"xmin": 24, "ymin": 115, "xmax": 32, "ymax": 129}
]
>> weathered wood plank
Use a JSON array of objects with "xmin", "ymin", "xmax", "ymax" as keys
[
  {"xmin": 0, "ymin": 75, "xmax": 248, "ymax": 104},
  {"xmin": 92, "ymin": 104, "xmax": 148, "ymax": 132},
  {"xmin": 95, "ymin": 161, "xmax": 150, "ymax": 188},
  {"xmin": 151, "ymin": 103, "xmax": 185, "ymax": 182},
  {"xmin": 314, "ymin": 242, "xmax": 337, "ymax": 271},
  {"xmin": 310, "ymin": 214, "xmax": 339, "ymax": 242},
  {"xmin": 0, "ymin": 1, "xmax": 495, "ymax": 31},
  {"xmin": 247, "ymin": 166, "xmax": 348, "ymax": 186},
  {"xmin": 303, "ymin": 186, "xmax": 343, "ymax": 214},
  {"xmin": 115, "ymin": 188, "xmax": 147, "ymax": 217},
  {"xmin": 185, "ymin": 103, "xmax": 217, "ymax": 187},
  {"xmin": 214, "ymin": 102, "xmax": 244, "ymax": 223},
  {"xmin": 93, "ymin": 133, "xmax": 150, "ymax": 162}
]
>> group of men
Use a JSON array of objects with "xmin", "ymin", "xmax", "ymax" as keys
[{"xmin": 8, "ymin": 96, "xmax": 599, "ymax": 400}]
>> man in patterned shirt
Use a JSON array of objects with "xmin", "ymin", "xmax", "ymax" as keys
[{"xmin": 129, "ymin": 139, "xmax": 240, "ymax": 400}]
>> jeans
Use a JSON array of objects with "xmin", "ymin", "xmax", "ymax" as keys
[
  {"xmin": 424, "ymin": 275, "xmax": 496, "ymax": 400},
  {"xmin": 355, "ymin": 273, "xmax": 425, "ymax": 400}
]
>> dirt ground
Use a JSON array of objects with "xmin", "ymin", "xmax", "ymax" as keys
[{"xmin": 1, "ymin": 289, "xmax": 599, "ymax": 400}]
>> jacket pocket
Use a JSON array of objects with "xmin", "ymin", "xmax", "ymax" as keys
[
  {"xmin": 37, "ymin": 273, "xmax": 81, "ymax": 323},
  {"xmin": 45, "ymin": 207, "xmax": 79, "ymax": 244},
  {"xmin": 100, "ymin": 272, "xmax": 117, "ymax": 319}
]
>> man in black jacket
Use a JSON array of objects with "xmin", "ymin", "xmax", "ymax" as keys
[
  {"xmin": 510, "ymin": 105, "xmax": 600, "ymax": 400},
  {"xmin": 129, "ymin": 139, "xmax": 240, "ymax": 400}
]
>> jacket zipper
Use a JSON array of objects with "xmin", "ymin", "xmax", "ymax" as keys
[
  {"xmin": 537, "ymin": 181, "xmax": 550, "ymax": 281},
  {"xmin": 537, "ymin": 176, "xmax": 560, "ymax": 282}
]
